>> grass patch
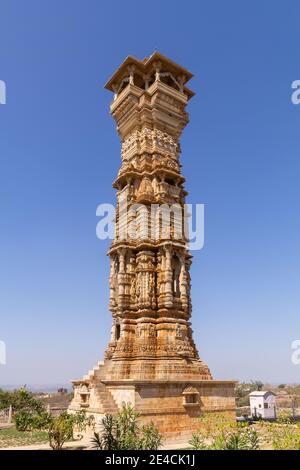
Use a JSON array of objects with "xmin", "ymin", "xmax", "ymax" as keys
[{"xmin": 0, "ymin": 427, "xmax": 48, "ymax": 448}]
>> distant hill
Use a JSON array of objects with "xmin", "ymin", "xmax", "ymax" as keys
[{"xmin": 0, "ymin": 384, "xmax": 71, "ymax": 393}]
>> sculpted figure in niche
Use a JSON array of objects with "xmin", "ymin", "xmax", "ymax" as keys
[
  {"xmin": 148, "ymin": 323, "xmax": 156, "ymax": 338},
  {"xmin": 137, "ymin": 177, "xmax": 154, "ymax": 203},
  {"xmin": 175, "ymin": 323, "xmax": 185, "ymax": 339},
  {"xmin": 114, "ymin": 257, "xmax": 119, "ymax": 275},
  {"xmin": 136, "ymin": 274, "xmax": 142, "ymax": 302},
  {"xmin": 110, "ymin": 324, "xmax": 116, "ymax": 342},
  {"xmin": 130, "ymin": 277, "xmax": 136, "ymax": 303},
  {"xmin": 136, "ymin": 323, "xmax": 142, "ymax": 337},
  {"xmin": 149, "ymin": 275, "xmax": 156, "ymax": 305}
]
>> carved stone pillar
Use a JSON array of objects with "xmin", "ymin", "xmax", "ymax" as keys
[
  {"xmin": 179, "ymin": 255, "xmax": 188, "ymax": 309},
  {"xmin": 99, "ymin": 52, "xmax": 213, "ymax": 374},
  {"xmin": 164, "ymin": 246, "xmax": 173, "ymax": 307},
  {"xmin": 135, "ymin": 251, "xmax": 156, "ymax": 309},
  {"xmin": 109, "ymin": 256, "xmax": 116, "ymax": 309},
  {"xmin": 117, "ymin": 250, "xmax": 126, "ymax": 307},
  {"xmin": 69, "ymin": 53, "xmax": 237, "ymax": 434}
]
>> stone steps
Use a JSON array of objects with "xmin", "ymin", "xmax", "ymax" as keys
[
  {"xmin": 83, "ymin": 361, "xmax": 105, "ymax": 381},
  {"xmin": 94, "ymin": 382, "xmax": 117, "ymax": 414}
]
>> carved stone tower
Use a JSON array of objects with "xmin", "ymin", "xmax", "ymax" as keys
[{"xmin": 69, "ymin": 53, "xmax": 235, "ymax": 442}]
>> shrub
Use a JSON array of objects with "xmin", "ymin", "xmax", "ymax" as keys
[
  {"xmin": 236, "ymin": 396, "xmax": 250, "ymax": 407},
  {"xmin": 271, "ymin": 427, "xmax": 300, "ymax": 450},
  {"xmin": 48, "ymin": 412, "xmax": 74, "ymax": 450},
  {"xmin": 48, "ymin": 411, "xmax": 93, "ymax": 450},
  {"xmin": 189, "ymin": 414, "xmax": 260, "ymax": 450},
  {"xmin": 115, "ymin": 404, "xmax": 140, "ymax": 450},
  {"xmin": 139, "ymin": 422, "xmax": 163, "ymax": 450},
  {"xmin": 91, "ymin": 432, "xmax": 104, "ymax": 450},
  {"xmin": 263, "ymin": 416, "xmax": 300, "ymax": 450},
  {"xmin": 71, "ymin": 410, "xmax": 94, "ymax": 439},
  {"xmin": 96, "ymin": 414, "xmax": 118, "ymax": 450},
  {"xmin": 189, "ymin": 433, "xmax": 207, "ymax": 450},
  {"xmin": 13, "ymin": 402, "xmax": 92, "ymax": 449},
  {"xmin": 91, "ymin": 404, "xmax": 163, "ymax": 450},
  {"xmin": 14, "ymin": 410, "xmax": 35, "ymax": 432},
  {"xmin": 33, "ymin": 411, "xmax": 53, "ymax": 430},
  {"xmin": 219, "ymin": 426, "xmax": 260, "ymax": 450},
  {"xmin": 14, "ymin": 409, "xmax": 53, "ymax": 432}
]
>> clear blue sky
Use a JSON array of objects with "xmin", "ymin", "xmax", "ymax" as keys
[{"xmin": 1, "ymin": 0, "xmax": 300, "ymax": 387}]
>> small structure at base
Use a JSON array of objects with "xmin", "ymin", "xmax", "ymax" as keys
[{"xmin": 249, "ymin": 391, "xmax": 276, "ymax": 419}]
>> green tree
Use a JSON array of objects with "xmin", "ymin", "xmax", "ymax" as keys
[
  {"xmin": 252, "ymin": 380, "xmax": 264, "ymax": 391},
  {"xmin": 235, "ymin": 381, "xmax": 264, "ymax": 407},
  {"xmin": 0, "ymin": 387, "xmax": 45, "ymax": 413}
]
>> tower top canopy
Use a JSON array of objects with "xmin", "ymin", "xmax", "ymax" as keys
[{"xmin": 105, "ymin": 51, "xmax": 194, "ymax": 99}]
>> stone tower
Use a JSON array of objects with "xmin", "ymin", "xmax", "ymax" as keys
[{"xmin": 69, "ymin": 52, "xmax": 235, "ymax": 441}]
